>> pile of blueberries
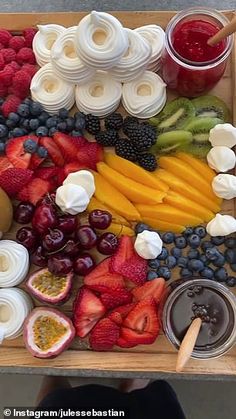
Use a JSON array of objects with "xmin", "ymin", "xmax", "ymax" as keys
[{"xmin": 135, "ymin": 223, "xmax": 236, "ymax": 287}]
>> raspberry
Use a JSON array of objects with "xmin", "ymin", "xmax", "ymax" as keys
[
  {"xmin": 0, "ymin": 30, "xmax": 12, "ymax": 47},
  {"xmin": 21, "ymin": 63, "xmax": 37, "ymax": 77},
  {"xmin": 11, "ymin": 70, "xmax": 31, "ymax": 99},
  {"xmin": 8, "ymin": 60, "xmax": 21, "ymax": 72},
  {"xmin": 1, "ymin": 95, "xmax": 21, "ymax": 117},
  {"xmin": 0, "ymin": 43, "xmax": 4, "ymax": 50},
  {"xmin": 0, "ymin": 48, "xmax": 16, "ymax": 63},
  {"xmin": 0, "ymin": 52, "xmax": 4, "ymax": 70},
  {"xmin": 16, "ymin": 47, "xmax": 36, "ymax": 65},
  {"xmin": 9, "ymin": 36, "xmax": 25, "ymax": 51},
  {"xmin": 0, "ymin": 65, "xmax": 14, "ymax": 87},
  {"xmin": 23, "ymin": 28, "xmax": 37, "ymax": 48},
  {"xmin": 0, "ymin": 85, "xmax": 7, "ymax": 98}
]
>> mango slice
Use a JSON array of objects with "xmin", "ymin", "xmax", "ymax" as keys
[
  {"xmin": 154, "ymin": 169, "xmax": 221, "ymax": 213},
  {"xmin": 92, "ymin": 171, "xmax": 141, "ymax": 221},
  {"xmin": 104, "ymin": 152, "xmax": 169, "ymax": 192},
  {"xmin": 87, "ymin": 197, "xmax": 130, "ymax": 226},
  {"xmin": 97, "ymin": 162, "xmax": 166, "ymax": 205},
  {"xmin": 142, "ymin": 217, "xmax": 185, "ymax": 233},
  {"xmin": 164, "ymin": 191, "xmax": 214, "ymax": 222},
  {"xmin": 176, "ymin": 152, "xmax": 216, "ymax": 183},
  {"xmin": 136, "ymin": 203, "xmax": 203, "ymax": 226},
  {"xmin": 97, "ymin": 222, "xmax": 134, "ymax": 237}
]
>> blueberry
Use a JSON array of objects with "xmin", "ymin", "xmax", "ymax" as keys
[
  {"xmin": 180, "ymin": 268, "xmax": 193, "ymax": 278},
  {"xmin": 212, "ymin": 254, "xmax": 226, "ymax": 268},
  {"xmin": 187, "ymin": 249, "xmax": 200, "ymax": 259},
  {"xmin": 65, "ymin": 117, "xmax": 75, "ymax": 131},
  {"xmin": 226, "ymin": 276, "xmax": 236, "ymax": 287},
  {"xmin": 231, "ymin": 264, "xmax": 236, "ymax": 272},
  {"xmin": 75, "ymin": 113, "xmax": 86, "ymax": 130},
  {"xmin": 183, "ymin": 227, "xmax": 194, "ymax": 237},
  {"xmin": 36, "ymin": 126, "xmax": 48, "ymax": 137},
  {"xmin": 48, "ymin": 127, "xmax": 57, "ymax": 136},
  {"xmin": 57, "ymin": 121, "xmax": 67, "ymax": 132},
  {"xmin": 30, "ymin": 101, "xmax": 43, "ymax": 116},
  {"xmin": 171, "ymin": 247, "xmax": 182, "ymax": 258},
  {"xmin": 0, "ymin": 124, "xmax": 8, "ymax": 138},
  {"xmin": 187, "ymin": 234, "xmax": 201, "ymax": 248},
  {"xmin": 38, "ymin": 111, "xmax": 49, "ymax": 124},
  {"xmin": 12, "ymin": 127, "xmax": 25, "ymax": 137},
  {"xmin": 162, "ymin": 232, "xmax": 174, "ymax": 244},
  {"xmin": 46, "ymin": 117, "xmax": 58, "ymax": 129},
  {"xmin": 23, "ymin": 139, "xmax": 38, "ymax": 154},
  {"xmin": 157, "ymin": 247, "xmax": 168, "ymax": 260},
  {"xmin": 135, "ymin": 223, "xmax": 150, "ymax": 234},
  {"xmin": 72, "ymin": 130, "xmax": 83, "ymax": 137},
  {"xmin": 59, "ymin": 108, "xmax": 69, "ymax": 119},
  {"xmin": 6, "ymin": 119, "xmax": 16, "ymax": 129},
  {"xmin": 214, "ymin": 267, "xmax": 228, "ymax": 282},
  {"xmin": 177, "ymin": 257, "xmax": 188, "ymax": 268},
  {"xmin": 225, "ymin": 238, "xmax": 236, "ymax": 249},
  {"xmin": 22, "ymin": 119, "xmax": 30, "ymax": 130},
  {"xmin": 157, "ymin": 266, "xmax": 171, "ymax": 280},
  {"xmin": 0, "ymin": 142, "xmax": 5, "ymax": 153},
  {"xmin": 225, "ymin": 249, "xmax": 236, "ymax": 264},
  {"xmin": 29, "ymin": 118, "xmax": 39, "ymax": 131},
  {"xmin": 147, "ymin": 271, "xmax": 157, "ymax": 281},
  {"xmin": 148, "ymin": 259, "xmax": 160, "ymax": 269},
  {"xmin": 194, "ymin": 226, "xmax": 206, "ymax": 238},
  {"xmin": 17, "ymin": 103, "xmax": 30, "ymax": 117},
  {"xmin": 211, "ymin": 236, "xmax": 225, "ymax": 246},
  {"xmin": 200, "ymin": 267, "xmax": 214, "ymax": 279},
  {"xmin": 37, "ymin": 146, "xmax": 48, "ymax": 158},
  {"xmin": 206, "ymin": 247, "xmax": 221, "ymax": 261},
  {"xmin": 174, "ymin": 236, "xmax": 187, "ymax": 249},
  {"xmin": 201, "ymin": 241, "xmax": 214, "ymax": 252},
  {"xmin": 23, "ymin": 98, "xmax": 32, "ymax": 106},
  {"xmin": 8, "ymin": 130, "xmax": 14, "ymax": 138},
  {"xmin": 188, "ymin": 259, "xmax": 204, "ymax": 272},
  {"xmin": 166, "ymin": 255, "xmax": 177, "ymax": 269}
]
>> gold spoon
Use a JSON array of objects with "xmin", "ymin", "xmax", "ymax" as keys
[
  {"xmin": 176, "ymin": 317, "xmax": 202, "ymax": 373},
  {"xmin": 207, "ymin": 15, "xmax": 236, "ymax": 47}
]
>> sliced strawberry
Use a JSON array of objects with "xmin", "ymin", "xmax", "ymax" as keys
[
  {"xmin": 0, "ymin": 156, "xmax": 13, "ymax": 174},
  {"xmin": 73, "ymin": 287, "xmax": 106, "ymax": 338},
  {"xmin": 84, "ymin": 258, "xmax": 125, "ymax": 292},
  {"xmin": 118, "ymin": 327, "xmax": 156, "ymax": 347},
  {"xmin": 6, "ymin": 135, "xmax": 38, "ymax": 169},
  {"xmin": 39, "ymin": 136, "xmax": 64, "ymax": 167},
  {"xmin": 100, "ymin": 288, "xmax": 133, "ymax": 310},
  {"xmin": 53, "ymin": 132, "xmax": 80, "ymax": 162},
  {"xmin": 132, "ymin": 278, "xmax": 166, "ymax": 304},
  {"xmin": 109, "ymin": 303, "xmax": 136, "ymax": 326},
  {"xmin": 17, "ymin": 177, "xmax": 51, "ymax": 205},
  {"xmin": 89, "ymin": 317, "xmax": 120, "ymax": 351},
  {"xmin": 0, "ymin": 168, "xmax": 33, "ymax": 197},
  {"xmin": 29, "ymin": 153, "xmax": 45, "ymax": 170},
  {"xmin": 64, "ymin": 161, "xmax": 87, "ymax": 177},
  {"xmin": 123, "ymin": 298, "xmax": 159, "ymax": 342},
  {"xmin": 77, "ymin": 142, "xmax": 103, "ymax": 170},
  {"xmin": 110, "ymin": 236, "xmax": 134, "ymax": 273}
]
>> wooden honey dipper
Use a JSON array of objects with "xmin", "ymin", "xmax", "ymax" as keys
[{"xmin": 207, "ymin": 15, "xmax": 236, "ymax": 46}]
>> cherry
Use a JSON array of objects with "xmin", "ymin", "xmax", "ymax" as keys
[
  {"xmin": 63, "ymin": 239, "xmax": 81, "ymax": 257},
  {"xmin": 57, "ymin": 215, "xmax": 78, "ymax": 235},
  {"xmin": 42, "ymin": 228, "xmax": 66, "ymax": 252},
  {"xmin": 48, "ymin": 255, "xmax": 73, "ymax": 276},
  {"xmin": 31, "ymin": 245, "xmax": 48, "ymax": 267},
  {"xmin": 89, "ymin": 209, "xmax": 112, "ymax": 230},
  {"xmin": 14, "ymin": 202, "xmax": 35, "ymax": 224},
  {"xmin": 73, "ymin": 253, "xmax": 95, "ymax": 275},
  {"xmin": 16, "ymin": 227, "xmax": 38, "ymax": 251},
  {"xmin": 32, "ymin": 203, "xmax": 57, "ymax": 235},
  {"xmin": 75, "ymin": 225, "xmax": 97, "ymax": 250},
  {"xmin": 97, "ymin": 232, "xmax": 118, "ymax": 255}
]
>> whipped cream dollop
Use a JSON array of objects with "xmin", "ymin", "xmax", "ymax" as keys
[
  {"xmin": 75, "ymin": 11, "xmax": 129, "ymax": 70},
  {"xmin": 50, "ymin": 26, "xmax": 95, "ymax": 84},
  {"xmin": 212, "ymin": 174, "xmax": 236, "ymax": 199},
  {"xmin": 75, "ymin": 71, "xmax": 122, "ymax": 117},
  {"xmin": 33, "ymin": 24, "xmax": 66, "ymax": 67},
  {"xmin": 206, "ymin": 213, "xmax": 236, "ymax": 236},
  {"xmin": 209, "ymin": 123, "xmax": 236, "ymax": 148},
  {"xmin": 122, "ymin": 71, "xmax": 167, "ymax": 118},
  {"xmin": 56, "ymin": 184, "xmax": 90, "ymax": 215},
  {"xmin": 30, "ymin": 63, "xmax": 75, "ymax": 114},
  {"xmin": 63, "ymin": 170, "xmax": 95, "ymax": 199},
  {"xmin": 135, "ymin": 25, "xmax": 165, "ymax": 72},
  {"xmin": 0, "ymin": 240, "xmax": 29, "ymax": 287},
  {"xmin": 134, "ymin": 230, "xmax": 163, "ymax": 260},
  {"xmin": 108, "ymin": 28, "xmax": 151, "ymax": 82},
  {"xmin": 0, "ymin": 288, "xmax": 33, "ymax": 342},
  {"xmin": 207, "ymin": 146, "xmax": 236, "ymax": 173}
]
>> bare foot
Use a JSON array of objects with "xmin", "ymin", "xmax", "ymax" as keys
[{"xmin": 120, "ymin": 379, "xmax": 151, "ymax": 393}]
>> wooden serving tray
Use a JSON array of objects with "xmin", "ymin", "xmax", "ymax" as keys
[{"xmin": 1, "ymin": 11, "xmax": 236, "ymax": 379}]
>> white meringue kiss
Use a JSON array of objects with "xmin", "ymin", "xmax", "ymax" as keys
[
  {"xmin": 75, "ymin": 71, "xmax": 122, "ymax": 117},
  {"xmin": 30, "ymin": 63, "xmax": 75, "ymax": 114},
  {"xmin": 134, "ymin": 230, "xmax": 163, "ymax": 260},
  {"xmin": 0, "ymin": 240, "xmax": 29, "ymax": 287},
  {"xmin": 212, "ymin": 173, "xmax": 236, "ymax": 199},
  {"xmin": 122, "ymin": 71, "xmax": 167, "ymax": 118},
  {"xmin": 206, "ymin": 213, "xmax": 236, "ymax": 236},
  {"xmin": 63, "ymin": 170, "xmax": 95, "ymax": 199},
  {"xmin": 209, "ymin": 123, "xmax": 236, "ymax": 148},
  {"xmin": 56, "ymin": 184, "xmax": 90, "ymax": 215},
  {"xmin": 33, "ymin": 24, "xmax": 66, "ymax": 67},
  {"xmin": 207, "ymin": 146, "xmax": 236, "ymax": 173},
  {"xmin": 50, "ymin": 26, "xmax": 95, "ymax": 84},
  {"xmin": 109, "ymin": 28, "xmax": 151, "ymax": 82},
  {"xmin": 75, "ymin": 11, "xmax": 129, "ymax": 69},
  {"xmin": 135, "ymin": 25, "xmax": 165, "ymax": 72}
]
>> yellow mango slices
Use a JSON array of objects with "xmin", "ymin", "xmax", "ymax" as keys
[
  {"xmin": 164, "ymin": 191, "xmax": 214, "ymax": 222},
  {"xmin": 135, "ymin": 203, "xmax": 203, "ymax": 226},
  {"xmin": 87, "ymin": 197, "xmax": 131, "ymax": 226},
  {"xmin": 142, "ymin": 217, "xmax": 185, "ymax": 233},
  {"xmin": 97, "ymin": 222, "xmax": 134, "ymax": 237},
  {"xmin": 176, "ymin": 152, "xmax": 216, "ymax": 183}
]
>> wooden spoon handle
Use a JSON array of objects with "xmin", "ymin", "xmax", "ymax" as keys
[
  {"xmin": 176, "ymin": 317, "xmax": 202, "ymax": 373},
  {"xmin": 208, "ymin": 16, "xmax": 236, "ymax": 46}
]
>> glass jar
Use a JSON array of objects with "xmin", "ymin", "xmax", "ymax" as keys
[
  {"xmin": 162, "ymin": 278, "xmax": 236, "ymax": 359},
  {"xmin": 161, "ymin": 8, "xmax": 233, "ymax": 97}
]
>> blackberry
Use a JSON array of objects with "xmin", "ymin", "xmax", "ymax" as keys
[
  {"xmin": 95, "ymin": 129, "xmax": 118, "ymax": 146},
  {"xmin": 128, "ymin": 123, "xmax": 156, "ymax": 152},
  {"xmin": 122, "ymin": 116, "xmax": 139, "ymax": 136},
  {"xmin": 85, "ymin": 114, "xmax": 100, "ymax": 134},
  {"xmin": 137, "ymin": 153, "xmax": 157, "ymax": 171},
  {"xmin": 105, "ymin": 113, "xmax": 123, "ymax": 130},
  {"xmin": 115, "ymin": 139, "xmax": 137, "ymax": 161}
]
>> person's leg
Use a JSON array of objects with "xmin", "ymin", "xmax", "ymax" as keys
[
  {"xmin": 36, "ymin": 376, "xmax": 71, "ymax": 406},
  {"xmin": 119, "ymin": 379, "xmax": 151, "ymax": 393}
]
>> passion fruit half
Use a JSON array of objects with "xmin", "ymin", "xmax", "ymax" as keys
[
  {"xmin": 23, "ymin": 307, "xmax": 75, "ymax": 358},
  {"xmin": 26, "ymin": 268, "xmax": 73, "ymax": 305}
]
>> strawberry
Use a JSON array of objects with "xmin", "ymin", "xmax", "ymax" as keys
[
  {"xmin": 17, "ymin": 177, "xmax": 51, "ymax": 205},
  {"xmin": 100, "ymin": 288, "xmax": 133, "ymax": 310},
  {"xmin": 29, "ymin": 153, "xmax": 45, "ymax": 170},
  {"xmin": 6, "ymin": 135, "xmax": 38, "ymax": 169},
  {"xmin": 132, "ymin": 278, "xmax": 166, "ymax": 304},
  {"xmin": 77, "ymin": 142, "xmax": 103, "ymax": 170},
  {"xmin": 84, "ymin": 258, "xmax": 125, "ymax": 293},
  {"xmin": 64, "ymin": 162, "xmax": 87, "ymax": 177},
  {"xmin": 109, "ymin": 303, "xmax": 136, "ymax": 326},
  {"xmin": 35, "ymin": 167, "xmax": 65, "ymax": 187},
  {"xmin": 39, "ymin": 136, "xmax": 64, "ymax": 167},
  {"xmin": 53, "ymin": 132, "xmax": 80, "ymax": 162},
  {"xmin": 89, "ymin": 318, "xmax": 120, "ymax": 351},
  {"xmin": 0, "ymin": 156, "xmax": 13, "ymax": 174},
  {"xmin": 110, "ymin": 236, "xmax": 134, "ymax": 271},
  {"xmin": 0, "ymin": 168, "xmax": 33, "ymax": 197},
  {"xmin": 73, "ymin": 287, "xmax": 106, "ymax": 338}
]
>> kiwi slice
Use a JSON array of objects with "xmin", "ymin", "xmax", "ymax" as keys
[
  {"xmin": 191, "ymin": 95, "xmax": 231, "ymax": 122},
  {"xmin": 179, "ymin": 143, "xmax": 211, "ymax": 159},
  {"xmin": 151, "ymin": 130, "xmax": 193, "ymax": 155},
  {"xmin": 183, "ymin": 117, "xmax": 223, "ymax": 143},
  {"xmin": 149, "ymin": 98, "xmax": 195, "ymax": 133}
]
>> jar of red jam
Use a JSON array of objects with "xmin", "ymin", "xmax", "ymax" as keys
[{"xmin": 162, "ymin": 8, "xmax": 233, "ymax": 97}]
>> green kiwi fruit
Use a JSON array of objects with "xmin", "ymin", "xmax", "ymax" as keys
[
  {"xmin": 191, "ymin": 95, "xmax": 230, "ymax": 122},
  {"xmin": 151, "ymin": 130, "xmax": 193, "ymax": 155},
  {"xmin": 149, "ymin": 98, "xmax": 195, "ymax": 133},
  {"xmin": 183, "ymin": 117, "xmax": 223, "ymax": 143},
  {"xmin": 179, "ymin": 143, "xmax": 211, "ymax": 158}
]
